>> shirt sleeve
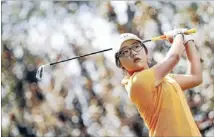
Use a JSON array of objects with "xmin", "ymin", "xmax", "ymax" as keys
[{"xmin": 130, "ymin": 67, "xmax": 156, "ymax": 92}]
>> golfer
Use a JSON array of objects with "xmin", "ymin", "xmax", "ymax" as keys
[{"xmin": 114, "ymin": 28, "xmax": 202, "ymax": 136}]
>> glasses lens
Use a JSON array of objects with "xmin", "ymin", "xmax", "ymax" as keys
[
  {"xmin": 132, "ymin": 44, "xmax": 143, "ymax": 52},
  {"xmin": 119, "ymin": 48, "xmax": 130, "ymax": 57}
]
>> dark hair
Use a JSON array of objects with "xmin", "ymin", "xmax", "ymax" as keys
[{"xmin": 115, "ymin": 42, "xmax": 148, "ymax": 68}]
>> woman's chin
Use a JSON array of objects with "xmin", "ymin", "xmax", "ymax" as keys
[
  {"xmin": 131, "ymin": 65, "xmax": 145, "ymax": 72},
  {"xmin": 134, "ymin": 62, "xmax": 145, "ymax": 67}
]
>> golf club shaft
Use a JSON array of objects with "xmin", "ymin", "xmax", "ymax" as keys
[{"xmin": 49, "ymin": 48, "xmax": 112, "ymax": 66}]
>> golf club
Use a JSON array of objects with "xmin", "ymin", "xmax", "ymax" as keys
[
  {"xmin": 36, "ymin": 28, "xmax": 200, "ymax": 80},
  {"xmin": 36, "ymin": 48, "xmax": 113, "ymax": 80}
]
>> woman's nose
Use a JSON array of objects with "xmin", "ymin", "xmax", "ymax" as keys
[{"xmin": 130, "ymin": 49, "xmax": 138, "ymax": 58}]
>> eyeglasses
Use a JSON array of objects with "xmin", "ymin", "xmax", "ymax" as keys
[{"xmin": 117, "ymin": 42, "xmax": 144, "ymax": 58}]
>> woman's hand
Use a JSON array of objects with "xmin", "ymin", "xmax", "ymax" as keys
[{"xmin": 164, "ymin": 28, "xmax": 187, "ymax": 44}]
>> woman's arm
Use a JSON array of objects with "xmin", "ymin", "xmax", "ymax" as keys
[
  {"xmin": 153, "ymin": 33, "xmax": 185, "ymax": 87},
  {"xmin": 172, "ymin": 41, "xmax": 203, "ymax": 90}
]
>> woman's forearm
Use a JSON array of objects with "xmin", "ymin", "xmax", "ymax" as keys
[
  {"xmin": 153, "ymin": 34, "xmax": 185, "ymax": 86},
  {"xmin": 166, "ymin": 34, "xmax": 185, "ymax": 59},
  {"xmin": 185, "ymin": 41, "xmax": 202, "ymax": 82}
]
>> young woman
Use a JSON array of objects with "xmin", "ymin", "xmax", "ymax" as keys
[{"xmin": 114, "ymin": 29, "xmax": 202, "ymax": 136}]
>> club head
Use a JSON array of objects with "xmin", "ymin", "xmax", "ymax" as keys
[{"xmin": 36, "ymin": 65, "xmax": 46, "ymax": 80}]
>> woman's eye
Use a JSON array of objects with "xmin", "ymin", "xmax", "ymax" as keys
[
  {"xmin": 135, "ymin": 45, "xmax": 140, "ymax": 48},
  {"xmin": 133, "ymin": 45, "xmax": 141, "ymax": 50},
  {"xmin": 121, "ymin": 50, "xmax": 128, "ymax": 55},
  {"xmin": 120, "ymin": 51, "xmax": 124, "ymax": 55},
  {"xmin": 122, "ymin": 51, "xmax": 127, "ymax": 55}
]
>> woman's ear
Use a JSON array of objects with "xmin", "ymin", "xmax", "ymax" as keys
[
  {"xmin": 122, "ymin": 67, "xmax": 128, "ymax": 75},
  {"xmin": 118, "ymin": 59, "xmax": 123, "ymax": 68}
]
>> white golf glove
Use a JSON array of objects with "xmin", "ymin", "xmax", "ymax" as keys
[
  {"xmin": 164, "ymin": 28, "xmax": 187, "ymax": 37},
  {"xmin": 164, "ymin": 28, "xmax": 188, "ymax": 44}
]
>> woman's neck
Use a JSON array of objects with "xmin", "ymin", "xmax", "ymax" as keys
[
  {"xmin": 128, "ymin": 67, "xmax": 145, "ymax": 76},
  {"xmin": 127, "ymin": 63, "xmax": 150, "ymax": 76}
]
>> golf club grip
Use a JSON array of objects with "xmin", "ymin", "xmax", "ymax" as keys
[
  {"xmin": 151, "ymin": 29, "xmax": 197, "ymax": 41},
  {"xmin": 184, "ymin": 29, "xmax": 197, "ymax": 35}
]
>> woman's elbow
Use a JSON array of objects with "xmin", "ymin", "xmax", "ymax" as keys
[{"xmin": 195, "ymin": 76, "xmax": 203, "ymax": 86}]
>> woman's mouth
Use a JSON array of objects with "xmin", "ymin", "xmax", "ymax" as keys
[{"xmin": 133, "ymin": 58, "xmax": 141, "ymax": 63}]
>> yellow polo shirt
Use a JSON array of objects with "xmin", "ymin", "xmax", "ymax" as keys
[{"xmin": 121, "ymin": 67, "xmax": 201, "ymax": 136}]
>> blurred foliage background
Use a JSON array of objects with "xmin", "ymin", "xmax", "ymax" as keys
[{"xmin": 1, "ymin": 1, "xmax": 214, "ymax": 137}]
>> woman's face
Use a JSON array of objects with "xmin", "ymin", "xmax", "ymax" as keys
[{"xmin": 119, "ymin": 39, "xmax": 148, "ymax": 72}]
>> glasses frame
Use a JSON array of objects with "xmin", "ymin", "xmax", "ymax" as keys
[{"xmin": 117, "ymin": 42, "xmax": 146, "ymax": 58}]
